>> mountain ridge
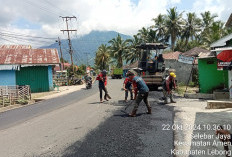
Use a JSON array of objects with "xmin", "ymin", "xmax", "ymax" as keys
[{"xmin": 41, "ymin": 30, "xmax": 132, "ymax": 66}]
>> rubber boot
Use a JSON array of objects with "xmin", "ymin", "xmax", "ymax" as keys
[
  {"xmin": 107, "ymin": 94, "xmax": 112, "ymax": 99},
  {"xmin": 170, "ymin": 95, "xmax": 176, "ymax": 103},
  {"xmin": 125, "ymin": 98, "xmax": 128, "ymax": 103},
  {"xmin": 129, "ymin": 109, "xmax": 137, "ymax": 117},
  {"xmin": 164, "ymin": 98, "xmax": 168, "ymax": 104},
  {"xmin": 147, "ymin": 107, "xmax": 152, "ymax": 114},
  {"xmin": 170, "ymin": 99, "xmax": 176, "ymax": 103}
]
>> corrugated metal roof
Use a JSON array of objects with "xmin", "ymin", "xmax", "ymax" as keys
[
  {"xmin": 183, "ymin": 47, "xmax": 210, "ymax": 57},
  {"xmin": 123, "ymin": 61, "xmax": 139, "ymax": 70},
  {"xmin": 0, "ymin": 49, "xmax": 60, "ymax": 65},
  {"xmin": 198, "ymin": 52, "xmax": 215, "ymax": 59},
  {"xmin": 210, "ymin": 33, "xmax": 232, "ymax": 48},
  {"xmin": 163, "ymin": 51, "xmax": 181, "ymax": 60},
  {"xmin": 0, "ymin": 45, "xmax": 32, "ymax": 49}
]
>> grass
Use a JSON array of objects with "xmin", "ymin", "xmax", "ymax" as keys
[{"xmin": 175, "ymin": 83, "xmax": 199, "ymax": 96}]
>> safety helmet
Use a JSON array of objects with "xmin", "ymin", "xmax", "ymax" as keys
[
  {"xmin": 102, "ymin": 70, "xmax": 107, "ymax": 75},
  {"xmin": 127, "ymin": 69, "xmax": 137, "ymax": 76},
  {"xmin": 170, "ymin": 72, "xmax": 176, "ymax": 78}
]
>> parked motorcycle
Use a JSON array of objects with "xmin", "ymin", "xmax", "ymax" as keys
[{"xmin": 86, "ymin": 80, "xmax": 92, "ymax": 89}]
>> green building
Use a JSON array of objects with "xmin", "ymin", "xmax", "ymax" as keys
[
  {"xmin": 0, "ymin": 47, "xmax": 60, "ymax": 93},
  {"xmin": 198, "ymin": 56, "xmax": 228, "ymax": 93}
]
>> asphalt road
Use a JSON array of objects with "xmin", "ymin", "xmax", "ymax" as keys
[
  {"xmin": 0, "ymin": 79, "xmax": 174, "ymax": 157},
  {"xmin": 0, "ymin": 82, "xmax": 98, "ymax": 130},
  {"xmin": 62, "ymin": 82, "xmax": 174, "ymax": 157}
]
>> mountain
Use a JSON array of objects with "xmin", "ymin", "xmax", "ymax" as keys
[{"xmin": 41, "ymin": 31, "xmax": 132, "ymax": 66}]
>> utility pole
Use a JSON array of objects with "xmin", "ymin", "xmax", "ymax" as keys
[
  {"xmin": 56, "ymin": 37, "xmax": 64, "ymax": 71},
  {"xmin": 60, "ymin": 16, "xmax": 77, "ymax": 73}
]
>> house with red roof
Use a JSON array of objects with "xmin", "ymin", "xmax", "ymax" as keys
[{"xmin": 0, "ymin": 45, "xmax": 60, "ymax": 92}]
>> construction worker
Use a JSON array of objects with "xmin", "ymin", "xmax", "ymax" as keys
[
  {"xmin": 163, "ymin": 72, "xmax": 177, "ymax": 104},
  {"xmin": 123, "ymin": 74, "xmax": 133, "ymax": 102},
  {"xmin": 127, "ymin": 70, "xmax": 151, "ymax": 117},
  {"xmin": 96, "ymin": 70, "xmax": 111, "ymax": 103}
]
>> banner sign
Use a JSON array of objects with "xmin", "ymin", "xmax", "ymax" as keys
[
  {"xmin": 178, "ymin": 55, "xmax": 194, "ymax": 64},
  {"xmin": 216, "ymin": 50, "xmax": 232, "ymax": 70}
]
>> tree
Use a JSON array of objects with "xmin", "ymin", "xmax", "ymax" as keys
[
  {"xmin": 201, "ymin": 11, "xmax": 218, "ymax": 32},
  {"xmin": 203, "ymin": 21, "xmax": 226, "ymax": 47},
  {"xmin": 95, "ymin": 44, "xmax": 110, "ymax": 70},
  {"xmin": 124, "ymin": 35, "xmax": 142, "ymax": 63},
  {"xmin": 137, "ymin": 27, "xmax": 149, "ymax": 43},
  {"xmin": 108, "ymin": 34, "xmax": 130, "ymax": 68},
  {"xmin": 152, "ymin": 14, "xmax": 169, "ymax": 43},
  {"xmin": 182, "ymin": 13, "xmax": 202, "ymax": 50},
  {"xmin": 165, "ymin": 7, "xmax": 184, "ymax": 51}
]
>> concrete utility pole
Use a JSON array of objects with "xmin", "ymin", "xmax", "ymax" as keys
[
  {"xmin": 57, "ymin": 37, "xmax": 64, "ymax": 71},
  {"xmin": 60, "ymin": 16, "xmax": 77, "ymax": 73}
]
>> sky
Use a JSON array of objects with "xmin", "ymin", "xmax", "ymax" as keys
[{"xmin": 0, "ymin": 0, "xmax": 231, "ymax": 47}]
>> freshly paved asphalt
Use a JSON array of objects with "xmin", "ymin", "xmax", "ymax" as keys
[
  {"xmin": 0, "ymin": 83, "xmax": 98, "ymax": 130},
  {"xmin": 0, "ymin": 79, "xmax": 175, "ymax": 157},
  {"xmin": 62, "ymin": 90, "xmax": 174, "ymax": 157}
]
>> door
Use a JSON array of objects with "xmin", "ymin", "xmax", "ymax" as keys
[{"xmin": 16, "ymin": 66, "xmax": 49, "ymax": 93}]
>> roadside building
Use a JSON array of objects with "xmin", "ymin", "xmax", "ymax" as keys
[
  {"xmin": 178, "ymin": 47, "xmax": 210, "ymax": 85},
  {"xmin": 163, "ymin": 51, "xmax": 184, "ymax": 82},
  {"xmin": 0, "ymin": 47, "xmax": 60, "ymax": 92},
  {"xmin": 123, "ymin": 61, "xmax": 139, "ymax": 77},
  {"xmin": 54, "ymin": 62, "xmax": 71, "ymax": 71},
  {"xmin": 210, "ymin": 33, "xmax": 232, "ymax": 99},
  {"xmin": 163, "ymin": 48, "xmax": 210, "ymax": 84},
  {"xmin": 198, "ymin": 52, "xmax": 228, "ymax": 94}
]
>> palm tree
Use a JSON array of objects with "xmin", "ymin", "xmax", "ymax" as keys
[
  {"xmin": 137, "ymin": 27, "xmax": 159, "ymax": 43},
  {"xmin": 152, "ymin": 14, "xmax": 169, "ymax": 43},
  {"xmin": 165, "ymin": 7, "xmax": 184, "ymax": 51},
  {"xmin": 137, "ymin": 27, "xmax": 149, "ymax": 43},
  {"xmin": 124, "ymin": 35, "xmax": 142, "ymax": 63},
  {"xmin": 182, "ymin": 13, "xmax": 202, "ymax": 50},
  {"xmin": 201, "ymin": 11, "xmax": 218, "ymax": 31},
  {"xmin": 95, "ymin": 44, "xmax": 110, "ymax": 70},
  {"xmin": 203, "ymin": 21, "xmax": 226, "ymax": 47},
  {"xmin": 108, "ymin": 34, "xmax": 130, "ymax": 68}
]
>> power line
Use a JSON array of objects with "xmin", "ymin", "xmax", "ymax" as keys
[
  {"xmin": 0, "ymin": 33, "xmax": 55, "ymax": 42},
  {"xmin": 42, "ymin": 0, "xmax": 73, "ymax": 16},
  {"xmin": 0, "ymin": 31, "xmax": 56, "ymax": 40},
  {"xmin": 0, "ymin": 33, "xmax": 54, "ymax": 44},
  {"xmin": 23, "ymin": 0, "xmax": 61, "ymax": 17},
  {"xmin": 60, "ymin": 16, "xmax": 77, "ymax": 72}
]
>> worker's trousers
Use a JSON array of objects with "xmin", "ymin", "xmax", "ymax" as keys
[
  {"xmin": 99, "ymin": 86, "xmax": 108, "ymax": 100},
  {"xmin": 125, "ymin": 89, "xmax": 133, "ymax": 100},
  {"xmin": 133, "ymin": 92, "xmax": 151, "ymax": 111},
  {"xmin": 163, "ymin": 89, "xmax": 174, "ymax": 103}
]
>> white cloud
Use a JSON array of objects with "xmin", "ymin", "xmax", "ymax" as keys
[
  {"xmin": 192, "ymin": 0, "xmax": 231, "ymax": 22},
  {"xmin": 0, "ymin": 0, "xmax": 231, "ymax": 47},
  {"xmin": 0, "ymin": 0, "xmax": 168, "ymax": 35}
]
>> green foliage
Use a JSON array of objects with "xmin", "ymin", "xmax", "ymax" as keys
[
  {"xmin": 60, "ymin": 57, "xmax": 68, "ymax": 63},
  {"xmin": 77, "ymin": 64, "xmax": 86, "ymax": 75},
  {"xmin": 108, "ymin": 34, "xmax": 130, "ymax": 68},
  {"xmin": 95, "ymin": 9, "xmax": 231, "ymax": 68},
  {"xmin": 165, "ymin": 7, "xmax": 184, "ymax": 51},
  {"xmin": 16, "ymin": 98, "xmax": 29, "ymax": 105},
  {"xmin": 95, "ymin": 44, "xmax": 110, "ymax": 70}
]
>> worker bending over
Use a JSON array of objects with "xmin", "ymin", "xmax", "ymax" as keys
[
  {"xmin": 127, "ymin": 70, "xmax": 151, "ymax": 117},
  {"xmin": 163, "ymin": 72, "xmax": 177, "ymax": 104}
]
